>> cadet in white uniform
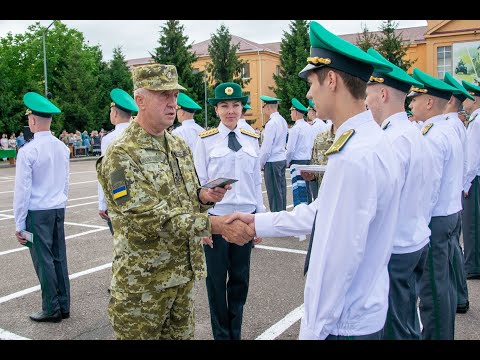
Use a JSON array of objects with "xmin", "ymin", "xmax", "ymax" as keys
[
  {"xmin": 365, "ymin": 48, "xmax": 432, "ymax": 340},
  {"xmin": 193, "ymin": 82, "xmax": 265, "ymax": 340},
  {"xmin": 14, "ymin": 92, "xmax": 70, "ymax": 323},
  {"xmin": 461, "ymin": 80, "xmax": 480, "ymax": 281},
  {"xmin": 443, "ymin": 72, "xmax": 474, "ymax": 314},
  {"xmin": 98, "ymin": 88, "xmax": 138, "ymax": 234},
  {"xmin": 307, "ymin": 99, "xmax": 328, "ymax": 137},
  {"xmin": 408, "ymin": 68, "xmax": 464, "ymax": 340},
  {"xmin": 171, "ymin": 92, "xmax": 204, "ymax": 152},
  {"xmin": 238, "ymin": 103, "xmax": 256, "ymax": 133},
  {"xmin": 258, "ymin": 95, "xmax": 288, "ymax": 212},
  {"xmin": 227, "ymin": 21, "xmax": 401, "ymax": 340}
]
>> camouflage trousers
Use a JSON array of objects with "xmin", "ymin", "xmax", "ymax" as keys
[{"xmin": 108, "ymin": 280, "xmax": 195, "ymax": 340}]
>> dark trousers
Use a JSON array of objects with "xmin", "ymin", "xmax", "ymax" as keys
[
  {"xmin": 326, "ymin": 328, "xmax": 384, "ymax": 340},
  {"xmin": 419, "ymin": 213, "xmax": 458, "ymax": 340},
  {"xmin": 26, "ymin": 208, "xmax": 70, "ymax": 315},
  {"xmin": 290, "ymin": 159, "xmax": 312, "ymax": 204},
  {"xmin": 451, "ymin": 206, "xmax": 469, "ymax": 307},
  {"xmin": 462, "ymin": 176, "xmax": 480, "ymax": 276},
  {"xmin": 383, "ymin": 245, "xmax": 428, "ymax": 340},
  {"xmin": 264, "ymin": 160, "xmax": 287, "ymax": 212},
  {"xmin": 204, "ymin": 234, "xmax": 253, "ymax": 340}
]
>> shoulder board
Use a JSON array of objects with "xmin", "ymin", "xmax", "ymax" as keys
[
  {"xmin": 421, "ymin": 123, "xmax": 433, "ymax": 136},
  {"xmin": 240, "ymin": 128, "xmax": 260, "ymax": 138},
  {"xmin": 324, "ymin": 129, "xmax": 355, "ymax": 156},
  {"xmin": 199, "ymin": 128, "xmax": 219, "ymax": 138},
  {"xmin": 381, "ymin": 121, "xmax": 390, "ymax": 130}
]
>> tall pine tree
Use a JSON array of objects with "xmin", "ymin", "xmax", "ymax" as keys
[
  {"xmin": 376, "ymin": 20, "xmax": 415, "ymax": 71},
  {"xmin": 272, "ymin": 20, "xmax": 310, "ymax": 122},
  {"xmin": 355, "ymin": 22, "xmax": 379, "ymax": 52},
  {"xmin": 151, "ymin": 20, "xmax": 206, "ymax": 127}
]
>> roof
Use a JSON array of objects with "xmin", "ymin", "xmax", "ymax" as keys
[
  {"xmin": 191, "ymin": 35, "xmax": 280, "ymax": 57},
  {"xmin": 338, "ymin": 26, "xmax": 427, "ymax": 45}
]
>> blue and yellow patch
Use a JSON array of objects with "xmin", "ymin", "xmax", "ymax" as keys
[{"xmin": 113, "ymin": 185, "xmax": 127, "ymax": 199}]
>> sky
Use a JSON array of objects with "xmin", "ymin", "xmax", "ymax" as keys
[{"xmin": 0, "ymin": 20, "xmax": 428, "ymax": 61}]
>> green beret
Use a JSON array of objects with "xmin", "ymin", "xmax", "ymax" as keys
[
  {"xmin": 443, "ymin": 72, "xmax": 474, "ymax": 101},
  {"xmin": 260, "ymin": 95, "xmax": 281, "ymax": 104},
  {"xmin": 366, "ymin": 48, "xmax": 424, "ymax": 93},
  {"xmin": 299, "ymin": 21, "xmax": 392, "ymax": 82},
  {"xmin": 177, "ymin": 92, "xmax": 202, "ymax": 112},
  {"xmin": 408, "ymin": 68, "xmax": 459, "ymax": 101},
  {"xmin": 110, "ymin": 88, "xmax": 138, "ymax": 114},
  {"xmin": 23, "ymin": 92, "xmax": 61, "ymax": 117},
  {"xmin": 461, "ymin": 80, "xmax": 480, "ymax": 98},
  {"xmin": 307, "ymin": 99, "xmax": 315, "ymax": 110},
  {"xmin": 290, "ymin": 98, "xmax": 308, "ymax": 114},
  {"xmin": 208, "ymin": 82, "xmax": 248, "ymax": 106},
  {"xmin": 243, "ymin": 104, "xmax": 252, "ymax": 110},
  {"xmin": 132, "ymin": 63, "xmax": 186, "ymax": 91}
]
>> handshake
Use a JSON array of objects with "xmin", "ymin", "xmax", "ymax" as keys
[{"xmin": 208, "ymin": 213, "xmax": 259, "ymax": 248}]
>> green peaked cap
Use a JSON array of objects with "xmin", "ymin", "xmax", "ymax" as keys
[
  {"xmin": 110, "ymin": 88, "xmax": 138, "ymax": 114},
  {"xmin": 366, "ymin": 48, "xmax": 424, "ymax": 93},
  {"xmin": 177, "ymin": 92, "xmax": 202, "ymax": 112},
  {"xmin": 243, "ymin": 104, "xmax": 252, "ymax": 110},
  {"xmin": 260, "ymin": 95, "xmax": 281, "ymax": 104},
  {"xmin": 208, "ymin": 82, "xmax": 248, "ymax": 106},
  {"xmin": 443, "ymin": 72, "xmax": 474, "ymax": 101},
  {"xmin": 299, "ymin": 21, "xmax": 393, "ymax": 82},
  {"xmin": 408, "ymin": 68, "xmax": 459, "ymax": 101},
  {"xmin": 461, "ymin": 80, "xmax": 480, "ymax": 97},
  {"xmin": 23, "ymin": 92, "xmax": 61, "ymax": 117},
  {"xmin": 290, "ymin": 98, "xmax": 308, "ymax": 114},
  {"xmin": 308, "ymin": 99, "xmax": 315, "ymax": 110}
]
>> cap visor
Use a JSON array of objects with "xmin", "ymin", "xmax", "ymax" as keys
[{"xmin": 298, "ymin": 63, "xmax": 321, "ymax": 79}]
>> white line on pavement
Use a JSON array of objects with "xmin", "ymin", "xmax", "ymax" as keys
[
  {"xmin": 64, "ymin": 222, "xmax": 109, "ymax": 229},
  {"xmin": 0, "ymin": 196, "xmax": 98, "ymax": 215},
  {"xmin": 0, "ymin": 180, "xmax": 98, "ymax": 194},
  {"xmin": 256, "ymin": 304, "xmax": 304, "ymax": 340},
  {"xmin": 0, "ymin": 328, "xmax": 30, "ymax": 340},
  {"xmin": 255, "ymin": 244, "xmax": 307, "ymax": 255}
]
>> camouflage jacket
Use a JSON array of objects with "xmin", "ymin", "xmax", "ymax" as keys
[
  {"xmin": 311, "ymin": 125, "xmax": 335, "ymax": 184},
  {"xmin": 96, "ymin": 121, "xmax": 212, "ymax": 295}
]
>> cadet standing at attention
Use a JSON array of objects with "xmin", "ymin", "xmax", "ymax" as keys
[
  {"xmin": 365, "ymin": 48, "xmax": 432, "ymax": 340},
  {"xmin": 98, "ymin": 88, "xmax": 138, "ymax": 235},
  {"xmin": 238, "ymin": 103, "xmax": 256, "ymax": 133},
  {"xmin": 96, "ymin": 64, "xmax": 254, "ymax": 340},
  {"xmin": 171, "ymin": 92, "xmax": 204, "ymax": 152},
  {"xmin": 442, "ymin": 73, "xmax": 474, "ymax": 314},
  {"xmin": 14, "ymin": 92, "xmax": 71, "ymax": 323},
  {"xmin": 408, "ymin": 68, "xmax": 463, "ymax": 340},
  {"xmin": 461, "ymin": 80, "xmax": 480, "ymax": 281},
  {"xmin": 228, "ymin": 21, "xmax": 401, "ymax": 340},
  {"xmin": 193, "ymin": 82, "xmax": 265, "ymax": 340},
  {"xmin": 258, "ymin": 95, "xmax": 288, "ymax": 212}
]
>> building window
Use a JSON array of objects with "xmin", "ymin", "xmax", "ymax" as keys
[
  {"xmin": 437, "ymin": 46, "xmax": 452, "ymax": 79},
  {"xmin": 276, "ymin": 65, "xmax": 281, "ymax": 76},
  {"xmin": 244, "ymin": 91, "xmax": 251, "ymax": 104},
  {"xmin": 241, "ymin": 63, "xmax": 250, "ymax": 79}
]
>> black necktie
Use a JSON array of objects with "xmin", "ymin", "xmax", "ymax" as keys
[
  {"xmin": 228, "ymin": 132, "xmax": 242, "ymax": 152},
  {"xmin": 304, "ymin": 210, "xmax": 318, "ymax": 276}
]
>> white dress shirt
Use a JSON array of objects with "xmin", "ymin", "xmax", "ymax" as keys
[
  {"xmin": 445, "ymin": 112, "xmax": 468, "ymax": 187},
  {"xmin": 97, "ymin": 121, "xmax": 131, "ymax": 211},
  {"xmin": 259, "ymin": 112, "xmax": 288, "ymax": 168},
  {"xmin": 255, "ymin": 111, "xmax": 401, "ymax": 339},
  {"xmin": 286, "ymin": 119, "xmax": 314, "ymax": 166},
  {"xmin": 311, "ymin": 118, "xmax": 328, "ymax": 138},
  {"xmin": 13, "ymin": 131, "xmax": 70, "ymax": 231},
  {"xmin": 237, "ymin": 118, "xmax": 256, "ymax": 133},
  {"xmin": 171, "ymin": 119, "xmax": 205, "ymax": 152},
  {"xmin": 194, "ymin": 122, "xmax": 266, "ymax": 215},
  {"xmin": 381, "ymin": 112, "xmax": 431, "ymax": 254},
  {"xmin": 422, "ymin": 114, "xmax": 463, "ymax": 217},
  {"xmin": 464, "ymin": 110, "xmax": 480, "ymax": 192}
]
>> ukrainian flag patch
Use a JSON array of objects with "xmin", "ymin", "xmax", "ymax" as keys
[{"xmin": 113, "ymin": 185, "xmax": 127, "ymax": 199}]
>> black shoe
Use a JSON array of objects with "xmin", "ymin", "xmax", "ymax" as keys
[
  {"xmin": 466, "ymin": 273, "xmax": 480, "ymax": 280},
  {"xmin": 457, "ymin": 301, "xmax": 469, "ymax": 314},
  {"xmin": 61, "ymin": 312, "xmax": 70, "ymax": 319},
  {"xmin": 29, "ymin": 310, "xmax": 62, "ymax": 323}
]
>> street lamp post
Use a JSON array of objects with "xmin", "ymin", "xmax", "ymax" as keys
[{"xmin": 42, "ymin": 21, "xmax": 55, "ymax": 97}]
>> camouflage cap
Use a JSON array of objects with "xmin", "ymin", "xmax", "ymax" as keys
[{"xmin": 132, "ymin": 63, "xmax": 186, "ymax": 92}]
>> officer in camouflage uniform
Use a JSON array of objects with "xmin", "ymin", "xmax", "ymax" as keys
[
  {"xmin": 96, "ymin": 63, "xmax": 254, "ymax": 340},
  {"xmin": 301, "ymin": 123, "xmax": 335, "ymax": 194}
]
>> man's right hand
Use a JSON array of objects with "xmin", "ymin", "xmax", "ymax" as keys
[
  {"xmin": 210, "ymin": 215, "xmax": 255, "ymax": 246},
  {"xmin": 99, "ymin": 210, "xmax": 110, "ymax": 220}
]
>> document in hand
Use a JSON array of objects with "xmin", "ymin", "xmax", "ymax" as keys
[
  {"xmin": 20, "ymin": 230, "xmax": 34, "ymax": 248},
  {"xmin": 201, "ymin": 178, "xmax": 238, "ymax": 189},
  {"xmin": 292, "ymin": 164, "xmax": 327, "ymax": 173}
]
